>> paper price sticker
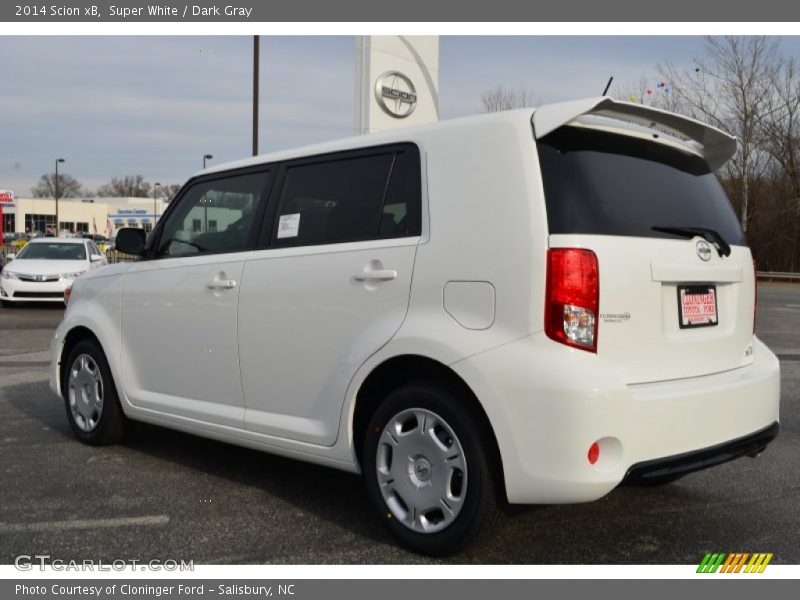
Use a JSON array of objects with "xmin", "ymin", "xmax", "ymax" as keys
[{"xmin": 277, "ymin": 213, "xmax": 301, "ymax": 239}]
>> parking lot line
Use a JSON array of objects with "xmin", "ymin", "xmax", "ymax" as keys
[{"xmin": 0, "ymin": 515, "xmax": 170, "ymax": 533}]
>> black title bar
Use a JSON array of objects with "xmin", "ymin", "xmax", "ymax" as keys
[{"xmin": 2, "ymin": 0, "xmax": 800, "ymax": 22}]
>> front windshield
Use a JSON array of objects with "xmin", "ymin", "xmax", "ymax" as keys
[{"xmin": 16, "ymin": 243, "xmax": 86, "ymax": 261}]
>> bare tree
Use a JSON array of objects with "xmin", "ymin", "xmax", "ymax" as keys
[
  {"xmin": 659, "ymin": 36, "xmax": 780, "ymax": 234},
  {"xmin": 31, "ymin": 172, "xmax": 84, "ymax": 198},
  {"xmin": 759, "ymin": 56, "xmax": 800, "ymax": 270},
  {"xmin": 480, "ymin": 85, "xmax": 537, "ymax": 113},
  {"xmin": 158, "ymin": 183, "xmax": 182, "ymax": 203},
  {"xmin": 97, "ymin": 175, "xmax": 153, "ymax": 198},
  {"xmin": 612, "ymin": 76, "xmax": 651, "ymax": 105}
]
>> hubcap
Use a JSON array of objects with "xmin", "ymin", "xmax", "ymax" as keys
[
  {"xmin": 376, "ymin": 408, "xmax": 467, "ymax": 534},
  {"xmin": 68, "ymin": 353, "xmax": 104, "ymax": 432}
]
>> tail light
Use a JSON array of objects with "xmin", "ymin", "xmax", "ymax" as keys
[
  {"xmin": 64, "ymin": 286, "xmax": 72, "ymax": 307},
  {"xmin": 545, "ymin": 248, "xmax": 599, "ymax": 352}
]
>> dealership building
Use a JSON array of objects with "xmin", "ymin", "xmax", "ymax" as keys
[{"xmin": 1, "ymin": 191, "xmax": 167, "ymax": 237}]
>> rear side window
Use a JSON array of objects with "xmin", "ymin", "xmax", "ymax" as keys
[
  {"xmin": 537, "ymin": 127, "xmax": 746, "ymax": 246},
  {"xmin": 272, "ymin": 145, "xmax": 421, "ymax": 246},
  {"xmin": 379, "ymin": 149, "xmax": 422, "ymax": 238}
]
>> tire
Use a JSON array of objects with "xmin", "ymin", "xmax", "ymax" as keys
[
  {"xmin": 62, "ymin": 338, "xmax": 131, "ymax": 445},
  {"xmin": 363, "ymin": 381, "xmax": 502, "ymax": 556}
]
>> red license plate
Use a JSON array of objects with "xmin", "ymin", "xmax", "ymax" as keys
[{"xmin": 678, "ymin": 285, "xmax": 718, "ymax": 329}]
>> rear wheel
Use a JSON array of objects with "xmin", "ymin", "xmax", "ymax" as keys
[
  {"xmin": 363, "ymin": 381, "xmax": 501, "ymax": 556},
  {"xmin": 63, "ymin": 339, "xmax": 131, "ymax": 445}
]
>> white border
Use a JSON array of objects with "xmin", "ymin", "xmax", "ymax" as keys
[
  {"xmin": 0, "ymin": 22, "xmax": 799, "ymax": 35},
  {"xmin": 0, "ymin": 20, "xmax": 797, "ymax": 579},
  {"xmin": 0, "ymin": 564, "xmax": 798, "ymax": 579}
]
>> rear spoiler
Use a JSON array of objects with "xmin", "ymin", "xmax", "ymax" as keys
[{"xmin": 532, "ymin": 97, "xmax": 738, "ymax": 171}]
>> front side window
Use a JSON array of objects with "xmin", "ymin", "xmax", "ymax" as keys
[
  {"xmin": 154, "ymin": 171, "xmax": 270, "ymax": 258},
  {"xmin": 272, "ymin": 145, "xmax": 421, "ymax": 246}
]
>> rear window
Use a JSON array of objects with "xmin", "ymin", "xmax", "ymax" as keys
[{"xmin": 537, "ymin": 126, "xmax": 746, "ymax": 246}]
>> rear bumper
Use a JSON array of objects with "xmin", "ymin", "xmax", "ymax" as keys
[
  {"xmin": 452, "ymin": 334, "xmax": 780, "ymax": 504},
  {"xmin": 624, "ymin": 421, "xmax": 779, "ymax": 484}
]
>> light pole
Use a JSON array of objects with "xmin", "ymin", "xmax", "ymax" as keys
[
  {"xmin": 153, "ymin": 182, "xmax": 161, "ymax": 231},
  {"xmin": 203, "ymin": 154, "xmax": 213, "ymax": 169},
  {"xmin": 54, "ymin": 158, "xmax": 65, "ymax": 236},
  {"xmin": 253, "ymin": 35, "xmax": 259, "ymax": 156}
]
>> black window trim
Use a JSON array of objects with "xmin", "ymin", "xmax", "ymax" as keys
[
  {"xmin": 256, "ymin": 142, "xmax": 422, "ymax": 250},
  {"xmin": 144, "ymin": 163, "xmax": 276, "ymax": 261}
]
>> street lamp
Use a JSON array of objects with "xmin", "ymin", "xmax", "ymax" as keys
[
  {"xmin": 203, "ymin": 154, "xmax": 213, "ymax": 169},
  {"xmin": 153, "ymin": 182, "xmax": 161, "ymax": 231},
  {"xmin": 253, "ymin": 35, "xmax": 259, "ymax": 157},
  {"xmin": 54, "ymin": 158, "xmax": 65, "ymax": 236}
]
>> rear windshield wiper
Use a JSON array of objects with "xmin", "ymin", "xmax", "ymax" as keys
[{"xmin": 651, "ymin": 226, "xmax": 731, "ymax": 257}]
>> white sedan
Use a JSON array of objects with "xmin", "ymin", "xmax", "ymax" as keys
[{"xmin": 0, "ymin": 237, "xmax": 108, "ymax": 307}]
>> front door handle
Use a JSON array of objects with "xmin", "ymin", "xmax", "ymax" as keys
[
  {"xmin": 353, "ymin": 269, "xmax": 398, "ymax": 282},
  {"xmin": 207, "ymin": 279, "xmax": 238, "ymax": 290}
]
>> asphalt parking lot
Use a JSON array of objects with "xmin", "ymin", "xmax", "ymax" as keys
[{"xmin": 0, "ymin": 284, "xmax": 798, "ymax": 565}]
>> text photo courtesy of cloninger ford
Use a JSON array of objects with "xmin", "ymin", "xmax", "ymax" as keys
[{"xmin": 0, "ymin": 34, "xmax": 799, "ymax": 565}]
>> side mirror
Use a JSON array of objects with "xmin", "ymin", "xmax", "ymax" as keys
[
  {"xmin": 90, "ymin": 253, "xmax": 104, "ymax": 262},
  {"xmin": 115, "ymin": 227, "xmax": 146, "ymax": 256},
  {"xmin": 6, "ymin": 253, "xmax": 15, "ymax": 260}
]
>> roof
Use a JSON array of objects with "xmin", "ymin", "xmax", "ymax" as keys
[
  {"xmin": 28, "ymin": 237, "xmax": 87, "ymax": 245},
  {"xmin": 196, "ymin": 97, "xmax": 738, "ymax": 178}
]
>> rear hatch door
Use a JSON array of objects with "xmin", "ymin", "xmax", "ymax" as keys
[{"xmin": 535, "ymin": 99, "xmax": 755, "ymax": 384}]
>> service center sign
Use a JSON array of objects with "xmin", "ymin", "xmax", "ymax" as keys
[{"xmin": 0, "ymin": 190, "xmax": 14, "ymax": 206}]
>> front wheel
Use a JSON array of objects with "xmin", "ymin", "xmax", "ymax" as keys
[
  {"xmin": 363, "ymin": 382, "xmax": 502, "ymax": 556},
  {"xmin": 63, "ymin": 339, "xmax": 131, "ymax": 445}
]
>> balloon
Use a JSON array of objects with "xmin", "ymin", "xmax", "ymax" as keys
[
  {"xmin": 661, "ymin": 81, "xmax": 666, "ymax": 87},
  {"xmin": 647, "ymin": 88, "xmax": 653, "ymax": 95},
  {"xmin": 628, "ymin": 94, "xmax": 638, "ymax": 102}
]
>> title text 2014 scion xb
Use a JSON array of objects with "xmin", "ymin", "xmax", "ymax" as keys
[{"xmin": 51, "ymin": 98, "xmax": 780, "ymax": 555}]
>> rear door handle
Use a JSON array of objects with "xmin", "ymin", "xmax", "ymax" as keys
[
  {"xmin": 207, "ymin": 279, "xmax": 238, "ymax": 290},
  {"xmin": 353, "ymin": 269, "xmax": 398, "ymax": 282}
]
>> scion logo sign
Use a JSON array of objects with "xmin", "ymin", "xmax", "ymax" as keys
[
  {"xmin": 696, "ymin": 552, "xmax": 773, "ymax": 573},
  {"xmin": 375, "ymin": 71, "xmax": 417, "ymax": 118},
  {"xmin": 696, "ymin": 239, "xmax": 713, "ymax": 261}
]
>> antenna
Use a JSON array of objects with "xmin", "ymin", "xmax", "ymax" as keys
[{"xmin": 602, "ymin": 76, "xmax": 613, "ymax": 96}]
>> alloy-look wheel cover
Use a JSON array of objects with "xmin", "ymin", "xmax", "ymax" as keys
[
  {"xmin": 376, "ymin": 408, "xmax": 468, "ymax": 534},
  {"xmin": 68, "ymin": 354, "xmax": 104, "ymax": 432}
]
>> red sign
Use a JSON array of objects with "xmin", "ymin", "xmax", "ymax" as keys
[
  {"xmin": 0, "ymin": 190, "xmax": 14, "ymax": 204},
  {"xmin": 679, "ymin": 286, "xmax": 718, "ymax": 328}
]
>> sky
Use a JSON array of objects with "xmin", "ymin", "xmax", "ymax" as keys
[{"xmin": 2, "ymin": 35, "xmax": 800, "ymax": 196}]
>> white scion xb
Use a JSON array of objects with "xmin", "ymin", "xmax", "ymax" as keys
[{"xmin": 50, "ymin": 98, "xmax": 780, "ymax": 555}]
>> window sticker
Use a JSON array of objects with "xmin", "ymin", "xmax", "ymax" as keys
[{"xmin": 277, "ymin": 213, "xmax": 301, "ymax": 239}]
